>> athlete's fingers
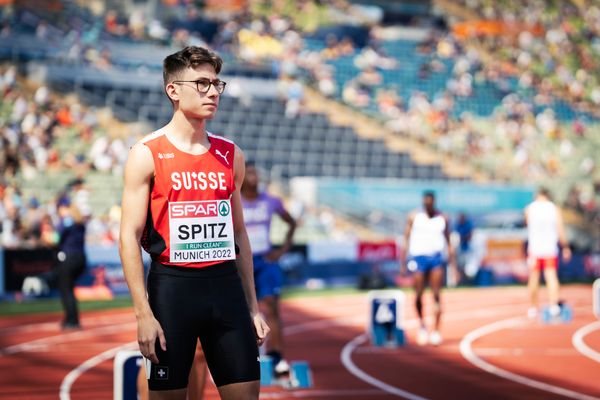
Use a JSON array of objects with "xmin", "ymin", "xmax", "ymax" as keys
[
  {"xmin": 253, "ymin": 315, "xmax": 269, "ymax": 346},
  {"xmin": 157, "ymin": 326, "xmax": 167, "ymax": 352},
  {"xmin": 146, "ymin": 346, "xmax": 159, "ymax": 364},
  {"xmin": 257, "ymin": 318, "xmax": 270, "ymax": 339},
  {"xmin": 139, "ymin": 335, "xmax": 159, "ymax": 364}
]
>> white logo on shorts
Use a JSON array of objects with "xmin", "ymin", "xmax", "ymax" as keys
[{"xmin": 155, "ymin": 366, "xmax": 169, "ymax": 380}]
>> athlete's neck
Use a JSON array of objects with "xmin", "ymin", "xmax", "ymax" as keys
[
  {"xmin": 241, "ymin": 188, "xmax": 259, "ymax": 200},
  {"xmin": 425, "ymin": 207, "xmax": 437, "ymax": 217},
  {"xmin": 165, "ymin": 111, "xmax": 210, "ymax": 152}
]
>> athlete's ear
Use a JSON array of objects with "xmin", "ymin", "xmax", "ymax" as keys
[{"xmin": 165, "ymin": 82, "xmax": 179, "ymax": 103}]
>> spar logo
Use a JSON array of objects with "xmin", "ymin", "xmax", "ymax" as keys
[
  {"xmin": 218, "ymin": 201, "xmax": 230, "ymax": 217},
  {"xmin": 170, "ymin": 201, "xmax": 218, "ymax": 218}
]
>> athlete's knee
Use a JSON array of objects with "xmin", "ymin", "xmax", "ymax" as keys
[
  {"xmin": 433, "ymin": 295, "xmax": 442, "ymax": 313},
  {"xmin": 218, "ymin": 381, "xmax": 259, "ymax": 400},
  {"xmin": 148, "ymin": 388, "xmax": 187, "ymax": 400},
  {"xmin": 415, "ymin": 296, "xmax": 423, "ymax": 310}
]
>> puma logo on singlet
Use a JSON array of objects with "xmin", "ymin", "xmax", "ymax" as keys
[{"xmin": 215, "ymin": 149, "xmax": 230, "ymax": 165}]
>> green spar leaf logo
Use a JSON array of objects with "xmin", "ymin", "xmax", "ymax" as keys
[{"xmin": 218, "ymin": 201, "xmax": 230, "ymax": 216}]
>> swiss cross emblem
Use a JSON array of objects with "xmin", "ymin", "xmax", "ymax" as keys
[{"xmin": 155, "ymin": 366, "xmax": 169, "ymax": 380}]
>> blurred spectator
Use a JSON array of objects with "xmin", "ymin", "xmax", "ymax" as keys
[
  {"xmin": 55, "ymin": 200, "xmax": 87, "ymax": 329},
  {"xmin": 455, "ymin": 213, "xmax": 474, "ymax": 253}
]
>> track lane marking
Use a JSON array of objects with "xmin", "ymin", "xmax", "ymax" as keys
[
  {"xmin": 572, "ymin": 320, "xmax": 600, "ymax": 364},
  {"xmin": 460, "ymin": 316, "xmax": 600, "ymax": 400}
]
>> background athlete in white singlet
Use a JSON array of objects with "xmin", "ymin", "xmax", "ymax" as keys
[
  {"xmin": 402, "ymin": 191, "xmax": 456, "ymax": 346},
  {"xmin": 525, "ymin": 188, "xmax": 571, "ymax": 318}
]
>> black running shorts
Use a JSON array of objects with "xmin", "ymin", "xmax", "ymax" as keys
[{"xmin": 146, "ymin": 260, "xmax": 260, "ymax": 391}]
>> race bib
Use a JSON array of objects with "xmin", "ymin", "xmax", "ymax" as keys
[
  {"xmin": 168, "ymin": 200, "xmax": 236, "ymax": 263},
  {"xmin": 246, "ymin": 224, "xmax": 271, "ymax": 254}
]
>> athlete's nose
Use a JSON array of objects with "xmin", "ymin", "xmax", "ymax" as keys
[{"xmin": 206, "ymin": 83, "xmax": 221, "ymax": 98}]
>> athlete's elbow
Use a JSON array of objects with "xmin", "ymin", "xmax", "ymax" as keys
[{"xmin": 119, "ymin": 229, "xmax": 141, "ymax": 255}]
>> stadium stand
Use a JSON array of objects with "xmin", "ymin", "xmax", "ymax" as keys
[{"xmin": 1, "ymin": 0, "xmax": 599, "ymax": 248}]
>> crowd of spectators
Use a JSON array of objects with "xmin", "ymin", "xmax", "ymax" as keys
[
  {"xmin": 0, "ymin": 65, "xmax": 125, "ymax": 248},
  {"xmin": 455, "ymin": 0, "xmax": 600, "ymax": 115},
  {"xmin": 1, "ymin": 0, "xmax": 599, "ymax": 248}
]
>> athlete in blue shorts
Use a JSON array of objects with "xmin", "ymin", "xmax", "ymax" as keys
[
  {"xmin": 242, "ymin": 162, "xmax": 297, "ymax": 375},
  {"xmin": 402, "ymin": 191, "xmax": 456, "ymax": 346}
]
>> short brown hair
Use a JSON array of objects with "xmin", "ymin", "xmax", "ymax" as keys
[{"xmin": 163, "ymin": 46, "xmax": 223, "ymax": 87}]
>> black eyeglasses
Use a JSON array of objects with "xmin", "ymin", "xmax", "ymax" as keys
[{"xmin": 172, "ymin": 79, "xmax": 226, "ymax": 94}]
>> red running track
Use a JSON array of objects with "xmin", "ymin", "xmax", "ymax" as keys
[{"xmin": 0, "ymin": 285, "xmax": 599, "ymax": 399}]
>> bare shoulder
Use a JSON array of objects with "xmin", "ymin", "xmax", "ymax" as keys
[
  {"xmin": 233, "ymin": 144, "xmax": 245, "ymax": 181},
  {"xmin": 233, "ymin": 144, "xmax": 245, "ymax": 167},
  {"xmin": 125, "ymin": 142, "xmax": 154, "ymax": 179},
  {"xmin": 233, "ymin": 142, "xmax": 244, "ymax": 157},
  {"xmin": 407, "ymin": 210, "xmax": 419, "ymax": 220}
]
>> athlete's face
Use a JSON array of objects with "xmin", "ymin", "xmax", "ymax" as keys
[
  {"xmin": 243, "ymin": 166, "xmax": 259, "ymax": 191},
  {"xmin": 167, "ymin": 64, "xmax": 221, "ymax": 119},
  {"xmin": 423, "ymin": 195, "xmax": 435, "ymax": 212}
]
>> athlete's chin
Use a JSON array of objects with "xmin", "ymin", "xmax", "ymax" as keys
[{"xmin": 185, "ymin": 110, "xmax": 217, "ymax": 120}]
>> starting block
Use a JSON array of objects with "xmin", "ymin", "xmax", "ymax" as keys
[
  {"xmin": 368, "ymin": 290, "xmax": 405, "ymax": 347},
  {"xmin": 594, "ymin": 279, "xmax": 600, "ymax": 319},
  {"xmin": 113, "ymin": 350, "xmax": 143, "ymax": 400},
  {"xmin": 259, "ymin": 356, "xmax": 313, "ymax": 389},
  {"xmin": 541, "ymin": 302, "xmax": 573, "ymax": 324}
]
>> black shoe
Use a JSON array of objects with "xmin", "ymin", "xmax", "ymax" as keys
[{"xmin": 62, "ymin": 322, "xmax": 81, "ymax": 330}]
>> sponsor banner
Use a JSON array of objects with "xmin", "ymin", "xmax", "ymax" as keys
[
  {"xmin": 307, "ymin": 240, "xmax": 358, "ymax": 263},
  {"xmin": 483, "ymin": 238, "xmax": 528, "ymax": 282},
  {"xmin": 358, "ymin": 241, "xmax": 399, "ymax": 262},
  {"xmin": 584, "ymin": 254, "xmax": 600, "ymax": 278},
  {"xmin": 307, "ymin": 178, "xmax": 534, "ymax": 215},
  {"xmin": 2, "ymin": 248, "xmax": 55, "ymax": 293}
]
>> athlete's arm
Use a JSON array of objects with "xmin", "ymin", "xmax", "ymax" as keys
[
  {"xmin": 231, "ymin": 145, "xmax": 270, "ymax": 345},
  {"xmin": 556, "ymin": 206, "xmax": 571, "ymax": 262},
  {"xmin": 119, "ymin": 143, "xmax": 166, "ymax": 364},
  {"xmin": 443, "ymin": 214, "xmax": 456, "ymax": 265},
  {"xmin": 401, "ymin": 212, "xmax": 415, "ymax": 274},
  {"xmin": 444, "ymin": 214, "xmax": 458, "ymax": 285},
  {"xmin": 266, "ymin": 202, "xmax": 297, "ymax": 262}
]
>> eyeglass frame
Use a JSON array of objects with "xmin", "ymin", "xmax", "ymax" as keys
[{"xmin": 171, "ymin": 79, "xmax": 227, "ymax": 94}]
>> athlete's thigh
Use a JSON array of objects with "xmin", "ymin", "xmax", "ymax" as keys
[
  {"xmin": 413, "ymin": 270, "xmax": 426, "ymax": 294},
  {"xmin": 429, "ymin": 267, "xmax": 444, "ymax": 295},
  {"xmin": 199, "ymin": 274, "xmax": 259, "ymax": 388},
  {"xmin": 147, "ymin": 272, "xmax": 201, "ymax": 391},
  {"xmin": 542, "ymin": 262, "xmax": 559, "ymax": 282}
]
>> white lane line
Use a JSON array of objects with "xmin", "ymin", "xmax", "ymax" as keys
[
  {"xmin": 339, "ymin": 303, "xmax": 527, "ymax": 400},
  {"xmin": 0, "ymin": 322, "xmax": 136, "ymax": 357},
  {"xmin": 341, "ymin": 334, "xmax": 428, "ymax": 400},
  {"xmin": 58, "ymin": 295, "xmax": 591, "ymax": 399},
  {"xmin": 59, "ymin": 341, "xmax": 137, "ymax": 400},
  {"xmin": 260, "ymin": 388, "xmax": 387, "ymax": 398},
  {"xmin": 58, "ymin": 313, "xmax": 375, "ymax": 400},
  {"xmin": 572, "ymin": 320, "xmax": 600, "ymax": 364},
  {"xmin": 475, "ymin": 347, "xmax": 580, "ymax": 356},
  {"xmin": 460, "ymin": 317, "xmax": 600, "ymax": 400},
  {"xmin": 0, "ymin": 313, "xmax": 133, "ymax": 336}
]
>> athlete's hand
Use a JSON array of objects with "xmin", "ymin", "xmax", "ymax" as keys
[
  {"xmin": 562, "ymin": 247, "xmax": 572, "ymax": 262},
  {"xmin": 447, "ymin": 263, "xmax": 459, "ymax": 288},
  {"xmin": 137, "ymin": 315, "xmax": 166, "ymax": 364},
  {"xmin": 252, "ymin": 313, "xmax": 270, "ymax": 346}
]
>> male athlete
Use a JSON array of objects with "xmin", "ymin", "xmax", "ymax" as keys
[
  {"xmin": 402, "ymin": 191, "xmax": 456, "ymax": 346},
  {"xmin": 241, "ymin": 162, "xmax": 297, "ymax": 375},
  {"xmin": 120, "ymin": 46, "xmax": 269, "ymax": 400},
  {"xmin": 525, "ymin": 188, "xmax": 571, "ymax": 318}
]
